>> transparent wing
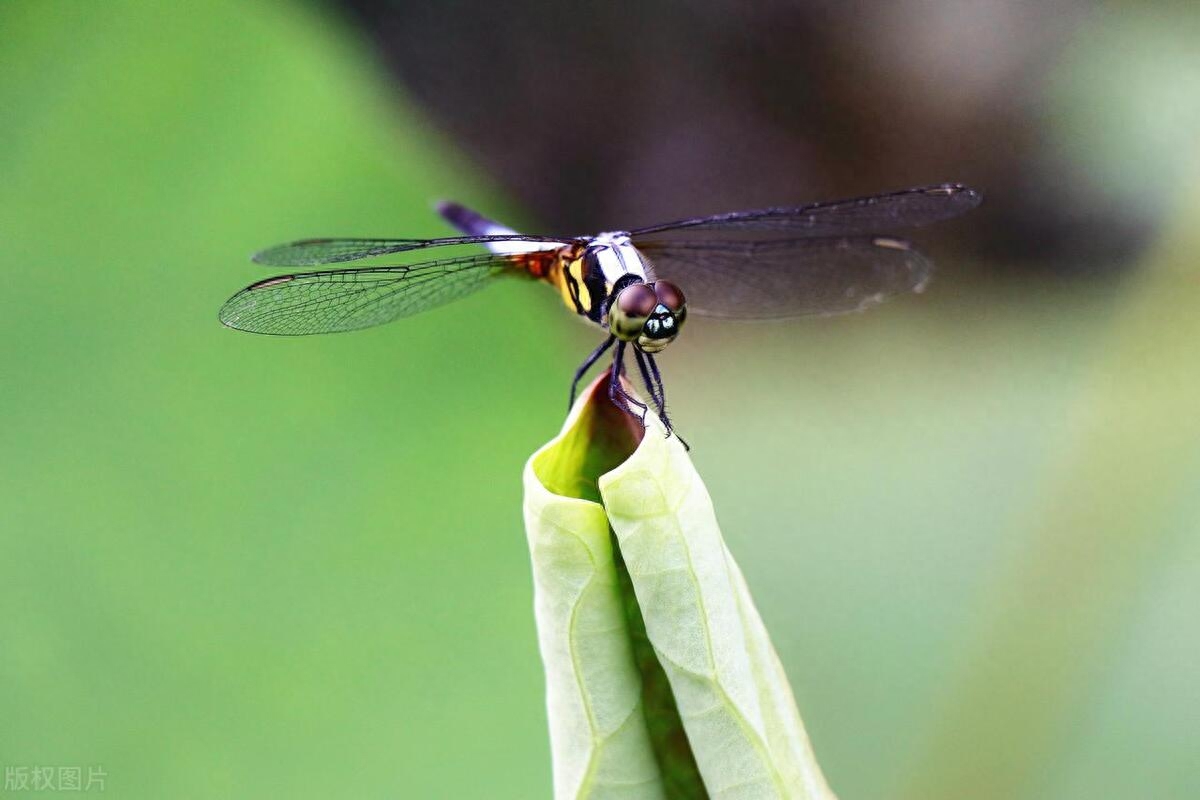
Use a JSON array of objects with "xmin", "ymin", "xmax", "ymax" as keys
[
  {"xmin": 219, "ymin": 251, "xmax": 549, "ymax": 335},
  {"xmin": 639, "ymin": 236, "xmax": 933, "ymax": 319},
  {"xmin": 629, "ymin": 183, "xmax": 980, "ymax": 239},
  {"xmin": 253, "ymin": 234, "xmax": 577, "ymax": 266}
]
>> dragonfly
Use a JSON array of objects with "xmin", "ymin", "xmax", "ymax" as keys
[{"xmin": 220, "ymin": 183, "xmax": 981, "ymax": 439}]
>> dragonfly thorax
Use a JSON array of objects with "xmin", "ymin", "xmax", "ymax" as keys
[{"xmin": 586, "ymin": 232, "xmax": 649, "ymax": 285}]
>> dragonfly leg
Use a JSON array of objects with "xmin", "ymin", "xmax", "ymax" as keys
[
  {"xmin": 633, "ymin": 349, "xmax": 662, "ymax": 408},
  {"xmin": 645, "ymin": 353, "xmax": 688, "ymax": 449},
  {"xmin": 608, "ymin": 341, "xmax": 647, "ymax": 425},
  {"xmin": 569, "ymin": 335, "xmax": 616, "ymax": 409},
  {"xmin": 643, "ymin": 352, "xmax": 666, "ymax": 411},
  {"xmin": 634, "ymin": 349, "xmax": 669, "ymax": 429}
]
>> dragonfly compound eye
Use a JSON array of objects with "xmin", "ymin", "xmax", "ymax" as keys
[
  {"xmin": 610, "ymin": 282, "xmax": 658, "ymax": 342},
  {"xmin": 632, "ymin": 280, "xmax": 687, "ymax": 353},
  {"xmin": 653, "ymin": 280, "xmax": 687, "ymax": 331},
  {"xmin": 652, "ymin": 280, "xmax": 685, "ymax": 313}
]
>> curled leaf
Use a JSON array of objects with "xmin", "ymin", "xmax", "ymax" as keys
[{"xmin": 524, "ymin": 375, "xmax": 837, "ymax": 799}]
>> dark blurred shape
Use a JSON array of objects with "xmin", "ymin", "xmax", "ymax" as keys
[{"xmin": 334, "ymin": 0, "xmax": 1155, "ymax": 275}]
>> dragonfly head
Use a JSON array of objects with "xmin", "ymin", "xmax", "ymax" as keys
[{"xmin": 609, "ymin": 280, "xmax": 688, "ymax": 353}]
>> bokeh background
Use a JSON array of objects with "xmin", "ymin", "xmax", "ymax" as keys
[{"xmin": 2, "ymin": 1, "xmax": 1198, "ymax": 797}]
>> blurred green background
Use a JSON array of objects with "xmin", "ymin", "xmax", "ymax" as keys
[{"xmin": 1, "ymin": 1, "xmax": 1197, "ymax": 798}]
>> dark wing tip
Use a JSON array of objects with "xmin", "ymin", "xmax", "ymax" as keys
[
  {"xmin": 923, "ymin": 183, "xmax": 983, "ymax": 208},
  {"xmin": 246, "ymin": 274, "xmax": 296, "ymax": 290},
  {"xmin": 870, "ymin": 235, "xmax": 914, "ymax": 251},
  {"xmin": 251, "ymin": 239, "xmax": 330, "ymax": 265}
]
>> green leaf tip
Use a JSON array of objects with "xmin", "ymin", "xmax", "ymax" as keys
[{"xmin": 524, "ymin": 374, "xmax": 838, "ymax": 800}]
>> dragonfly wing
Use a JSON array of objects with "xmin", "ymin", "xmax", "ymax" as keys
[
  {"xmin": 629, "ymin": 183, "xmax": 980, "ymax": 238},
  {"xmin": 639, "ymin": 236, "xmax": 933, "ymax": 320},
  {"xmin": 253, "ymin": 234, "xmax": 576, "ymax": 266},
  {"xmin": 220, "ymin": 251, "xmax": 548, "ymax": 335}
]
